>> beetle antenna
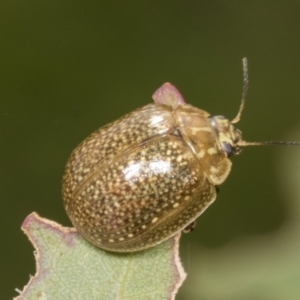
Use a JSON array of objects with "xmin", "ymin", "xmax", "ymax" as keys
[
  {"xmin": 231, "ymin": 57, "xmax": 248, "ymax": 124},
  {"xmin": 232, "ymin": 58, "xmax": 300, "ymax": 148},
  {"xmin": 237, "ymin": 140, "xmax": 300, "ymax": 147}
]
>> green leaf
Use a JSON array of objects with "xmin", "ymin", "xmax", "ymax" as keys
[{"xmin": 15, "ymin": 213, "xmax": 186, "ymax": 300}]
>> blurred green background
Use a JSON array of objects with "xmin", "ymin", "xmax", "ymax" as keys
[{"xmin": 1, "ymin": 1, "xmax": 300, "ymax": 299}]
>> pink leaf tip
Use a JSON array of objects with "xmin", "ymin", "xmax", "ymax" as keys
[{"xmin": 152, "ymin": 83, "xmax": 186, "ymax": 109}]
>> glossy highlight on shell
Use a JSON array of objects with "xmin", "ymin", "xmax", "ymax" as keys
[{"xmin": 63, "ymin": 82, "xmax": 244, "ymax": 252}]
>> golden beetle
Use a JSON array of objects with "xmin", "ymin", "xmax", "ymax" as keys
[{"xmin": 62, "ymin": 59, "xmax": 299, "ymax": 252}]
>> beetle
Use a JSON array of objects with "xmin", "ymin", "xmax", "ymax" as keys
[{"xmin": 62, "ymin": 58, "xmax": 299, "ymax": 252}]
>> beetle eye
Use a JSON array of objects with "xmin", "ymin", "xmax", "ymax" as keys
[{"xmin": 222, "ymin": 142, "xmax": 234, "ymax": 157}]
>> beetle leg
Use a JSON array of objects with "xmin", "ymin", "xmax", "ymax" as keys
[{"xmin": 183, "ymin": 221, "xmax": 196, "ymax": 233}]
